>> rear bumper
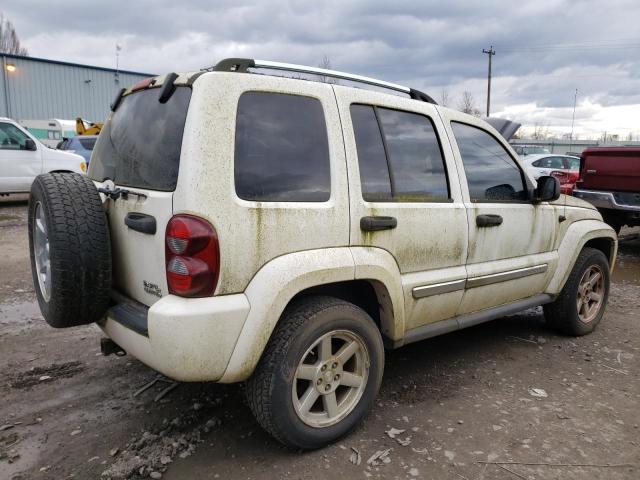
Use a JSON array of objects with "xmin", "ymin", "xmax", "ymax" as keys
[
  {"xmin": 99, "ymin": 293, "xmax": 250, "ymax": 382},
  {"xmin": 573, "ymin": 188, "xmax": 640, "ymax": 212}
]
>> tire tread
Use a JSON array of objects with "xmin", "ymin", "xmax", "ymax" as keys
[
  {"xmin": 245, "ymin": 296, "xmax": 366, "ymax": 447},
  {"xmin": 29, "ymin": 173, "xmax": 111, "ymax": 327}
]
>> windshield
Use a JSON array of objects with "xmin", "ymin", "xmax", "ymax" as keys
[{"xmin": 89, "ymin": 86, "xmax": 191, "ymax": 191}]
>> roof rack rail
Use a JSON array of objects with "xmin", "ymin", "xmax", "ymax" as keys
[{"xmin": 211, "ymin": 58, "xmax": 437, "ymax": 105}]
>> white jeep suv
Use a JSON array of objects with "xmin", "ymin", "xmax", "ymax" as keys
[{"xmin": 28, "ymin": 59, "xmax": 617, "ymax": 449}]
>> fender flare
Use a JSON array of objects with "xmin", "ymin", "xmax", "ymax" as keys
[
  {"xmin": 219, "ymin": 246, "xmax": 405, "ymax": 383},
  {"xmin": 545, "ymin": 219, "xmax": 617, "ymax": 294}
]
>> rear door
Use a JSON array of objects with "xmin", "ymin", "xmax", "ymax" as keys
[
  {"xmin": 441, "ymin": 114, "xmax": 558, "ymax": 315},
  {"xmin": 335, "ymin": 87, "xmax": 468, "ymax": 333},
  {"xmin": 89, "ymin": 85, "xmax": 192, "ymax": 306}
]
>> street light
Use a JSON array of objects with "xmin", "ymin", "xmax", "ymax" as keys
[{"xmin": 5, "ymin": 63, "xmax": 16, "ymax": 73}]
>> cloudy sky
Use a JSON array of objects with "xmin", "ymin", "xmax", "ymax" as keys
[{"xmin": 3, "ymin": 0, "xmax": 639, "ymax": 139}]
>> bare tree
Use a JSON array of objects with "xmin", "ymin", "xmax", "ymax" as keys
[
  {"xmin": 317, "ymin": 55, "xmax": 338, "ymax": 84},
  {"xmin": 439, "ymin": 89, "xmax": 450, "ymax": 107},
  {"xmin": 0, "ymin": 14, "xmax": 28, "ymax": 55},
  {"xmin": 531, "ymin": 123, "xmax": 550, "ymax": 140},
  {"xmin": 457, "ymin": 91, "xmax": 480, "ymax": 116}
]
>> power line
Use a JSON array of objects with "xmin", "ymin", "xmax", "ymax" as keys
[{"xmin": 500, "ymin": 40, "xmax": 640, "ymax": 52}]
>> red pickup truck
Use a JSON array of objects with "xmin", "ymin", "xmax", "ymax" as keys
[{"xmin": 573, "ymin": 147, "xmax": 640, "ymax": 233}]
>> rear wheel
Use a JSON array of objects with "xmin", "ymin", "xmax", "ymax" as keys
[
  {"xmin": 544, "ymin": 247, "xmax": 610, "ymax": 336},
  {"xmin": 28, "ymin": 173, "xmax": 112, "ymax": 328},
  {"xmin": 245, "ymin": 296, "xmax": 384, "ymax": 449}
]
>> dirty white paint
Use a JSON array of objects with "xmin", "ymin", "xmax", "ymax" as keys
[
  {"xmin": 95, "ymin": 71, "xmax": 617, "ymax": 385},
  {"xmin": 100, "ymin": 293, "xmax": 249, "ymax": 381},
  {"xmin": 220, "ymin": 247, "xmax": 355, "ymax": 383},
  {"xmin": 335, "ymin": 86, "xmax": 469, "ymax": 333},
  {"xmin": 546, "ymin": 219, "xmax": 617, "ymax": 294},
  {"xmin": 174, "ymin": 72, "xmax": 350, "ymax": 296},
  {"xmin": 104, "ymin": 187, "xmax": 173, "ymax": 306}
]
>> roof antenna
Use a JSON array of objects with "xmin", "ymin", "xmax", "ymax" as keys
[{"xmin": 561, "ymin": 89, "xmax": 578, "ymax": 224}]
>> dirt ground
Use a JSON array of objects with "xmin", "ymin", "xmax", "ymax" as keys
[{"xmin": 1, "ymin": 194, "xmax": 639, "ymax": 480}]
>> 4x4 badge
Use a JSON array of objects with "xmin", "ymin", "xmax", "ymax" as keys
[{"xmin": 143, "ymin": 281, "xmax": 162, "ymax": 298}]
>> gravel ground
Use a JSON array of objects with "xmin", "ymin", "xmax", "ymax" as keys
[{"xmin": 1, "ymin": 194, "xmax": 639, "ymax": 480}]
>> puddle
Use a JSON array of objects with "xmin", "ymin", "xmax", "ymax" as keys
[
  {"xmin": 0, "ymin": 300, "xmax": 43, "ymax": 335},
  {"xmin": 613, "ymin": 233, "xmax": 640, "ymax": 286}
]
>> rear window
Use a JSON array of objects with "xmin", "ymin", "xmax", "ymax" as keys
[
  {"xmin": 78, "ymin": 137, "xmax": 97, "ymax": 150},
  {"xmin": 89, "ymin": 86, "xmax": 191, "ymax": 191}
]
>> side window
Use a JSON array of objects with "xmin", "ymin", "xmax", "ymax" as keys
[
  {"xmin": 351, "ymin": 105, "xmax": 449, "ymax": 202},
  {"xmin": 547, "ymin": 156, "xmax": 564, "ymax": 169},
  {"xmin": 451, "ymin": 122, "xmax": 528, "ymax": 202},
  {"xmin": 532, "ymin": 159, "xmax": 543, "ymax": 167},
  {"xmin": 235, "ymin": 91, "xmax": 331, "ymax": 202},
  {"xmin": 566, "ymin": 157, "xmax": 580, "ymax": 170},
  {"xmin": 0, "ymin": 122, "xmax": 30, "ymax": 151}
]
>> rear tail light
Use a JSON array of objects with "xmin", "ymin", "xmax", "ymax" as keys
[
  {"xmin": 550, "ymin": 170, "xmax": 569, "ymax": 183},
  {"xmin": 165, "ymin": 215, "xmax": 219, "ymax": 297},
  {"xmin": 576, "ymin": 156, "xmax": 586, "ymax": 184}
]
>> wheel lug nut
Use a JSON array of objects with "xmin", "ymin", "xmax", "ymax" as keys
[
  {"xmin": 325, "ymin": 384, "xmax": 330, "ymax": 391},
  {"xmin": 317, "ymin": 378, "xmax": 322, "ymax": 385},
  {"xmin": 332, "ymin": 362, "xmax": 338, "ymax": 369},
  {"xmin": 334, "ymin": 374, "xmax": 340, "ymax": 381},
  {"xmin": 321, "ymin": 365, "xmax": 327, "ymax": 372}
]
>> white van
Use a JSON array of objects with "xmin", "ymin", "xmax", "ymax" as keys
[
  {"xmin": 0, "ymin": 117, "xmax": 86, "ymax": 194},
  {"xmin": 19, "ymin": 119, "xmax": 77, "ymax": 148}
]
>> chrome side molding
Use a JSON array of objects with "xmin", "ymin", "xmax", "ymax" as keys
[
  {"xmin": 412, "ymin": 279, "xmax": 466, "ymax": 299},
  {"xmin": 411, "ymin": 264, "xmax": 548, "ymax": 299},
  {"xmin": 466, "ymin": 264, "xmax": 548, "ymax": 289}
]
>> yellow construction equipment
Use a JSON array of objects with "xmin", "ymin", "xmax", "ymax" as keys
[{"xmin": 76, "ymin": 117, "xmax": 103, "ymax": 136}]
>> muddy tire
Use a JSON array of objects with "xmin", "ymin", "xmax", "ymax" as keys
[
  {"xmin": 543, "ymin": 247, "xmax": 610, "ymax": 336},
  {"xmin": 245, "ymin": 296, "xmax": 384, "ymax": 450},
  {"xmin": 28, "ymin": 173, "xmax": 112, "ymax": 328}
]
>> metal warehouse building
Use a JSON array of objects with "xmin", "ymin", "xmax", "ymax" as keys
[{"xmin": 1, "ymin": 53, "xmax": 153, "ymax": 123}]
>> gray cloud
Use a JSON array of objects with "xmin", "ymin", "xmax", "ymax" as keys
[{"xmin": 2, "ymin": 0, "xmax": 639, "ymax": 135}]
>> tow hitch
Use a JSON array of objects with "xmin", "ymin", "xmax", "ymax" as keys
[{"xmin": 100, "ymin": 338, "xmax": 126, "ymax": 356}]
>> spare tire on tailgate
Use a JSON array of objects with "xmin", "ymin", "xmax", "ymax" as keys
[{"xmin": 28, "ymin": 173, "xmax": 112, "ymax": 328}]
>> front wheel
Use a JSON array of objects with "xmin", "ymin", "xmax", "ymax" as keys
[
  {"xmin": 544, "ymin": 247, "xmax": 610, "ymax": 336},
  {"xmin": 245, "ymin": 296, "xmax": 384, "ymax": 449}
]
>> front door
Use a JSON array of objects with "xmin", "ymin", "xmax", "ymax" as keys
[
  {"xmin": 335, "ymin": 87, "xmax": 468, "ymax": 333},
  {"xmin": 0, "ymin": 122, "xmax": 41, "ymax": 193},
  {"xmin": 442, "ymin": 114, "xmax": 558, "ymax": 315}
]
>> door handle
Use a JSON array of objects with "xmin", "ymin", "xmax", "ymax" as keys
[
  {"xmin": 125, "ymin": 212, "xmax": 156, "ymax": 234},
  {"xmin": 360, "ymin": 216, "xmax": 397, "ymax": 232},
  {"xmin": 476, "ymin": 214, "xmax": 503, "ymax": 227}
]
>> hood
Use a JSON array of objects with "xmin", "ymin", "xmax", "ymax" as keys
[
  {"xmin": 43, "ymin": 147, "xmax": 85, "ymax": 163},
  {"xmin": 482, "ymin": 117, "xmax": 521, "ymax": 141},
  {"xmin": 550, "ymin": 194, "xmax": 596, "ymax": 210}
]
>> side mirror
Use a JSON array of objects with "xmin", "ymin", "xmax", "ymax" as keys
[
  {"xmin": 534, "ymin": 175, "xmax": 561, "ymax": 202},
  {"xmin": 24, "ymin": 139, "xmax": 37, "ymax": 151}
]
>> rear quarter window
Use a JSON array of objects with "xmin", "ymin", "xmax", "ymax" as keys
[{"xmin": 234, "ymin": 91, "xmax": 331, "ymax": 202}]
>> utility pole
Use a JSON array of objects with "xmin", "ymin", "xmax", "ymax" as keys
[
  {"xmin": 569, "ymin": 88, "xmax": 578, "ymax": 152},
  {"xmin": 482, "ymin": 46, "xmax": 495, "ymax": 117}
]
